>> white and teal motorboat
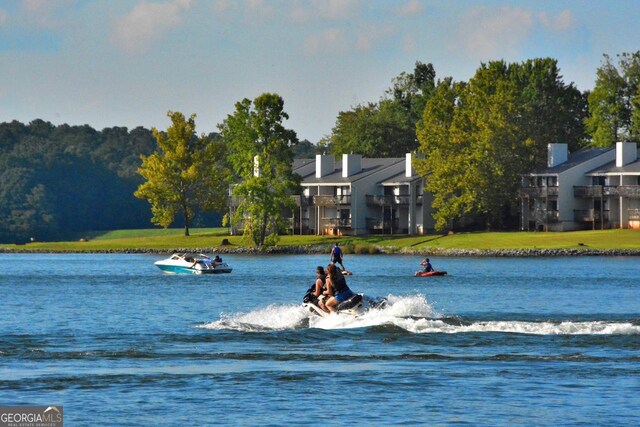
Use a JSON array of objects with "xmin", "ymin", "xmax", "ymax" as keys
[{"xmin": 154, "ymin": 253, "xmax": 232, "ymax": 275}]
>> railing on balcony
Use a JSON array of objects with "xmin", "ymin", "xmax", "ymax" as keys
[
  {"xmin": 284, "ymin": 217, "xmax": 312, "ymax": 234},
  {"xmin": 365, "ymin": 195, "xmax": 413, "ymax": 206},
  {"xmin": 313, "ymin": 195, "xmax": 351, "ymax": 206},
  {"xmin": 528, "ymin": 209, "xmax": 559, "ymax": 223},
  {"xmin": 573, "ymin": 185, "xmax": 619, "ymax": 197},
  {"xmin": 628, "ymin": 208, "xmax": 640, "ymax": 220},
  {"xmin": 319, "ymin": 217, "xmax": 352, "ymax": 235},
  {"xmin": 290, "ymin": 195, "xmax": 313, "ymax": 206},
  {"xmin": 365, "ymin": 217, "xmax": 399, "ymax": 232},
  {"xmin": 520, "ymin": 186, "xmax": 559, "ymax": 197},
  {"xmin": 618, "ymin": 185, "xmax": 640, "ymax": 198},
  {"xmin": 320, "ymin": 217, "xmax": 352, "ymax": 228},
  {"xmin": 574, "ymin": 209, "xmax": 610, "ymax": 222}
]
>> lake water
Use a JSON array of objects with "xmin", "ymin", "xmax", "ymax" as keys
[{"xmin": 1, "ymin": 253, "xmax": 639, "ymax": 426}]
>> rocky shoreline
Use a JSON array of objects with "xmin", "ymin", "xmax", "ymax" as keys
[{"xmin": 2, "ymin": 245, "xmax": 640, "ymax": 257}]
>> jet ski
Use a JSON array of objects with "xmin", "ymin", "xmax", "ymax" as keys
[
  {"xmin": 302, "ymin": 284, "xmax": 386, "ymax": 318},
  {"xmin": 415, "ymin": 270, "xmax": 447, "ymax": 277}
]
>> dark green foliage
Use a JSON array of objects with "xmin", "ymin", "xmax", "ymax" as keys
[
  {"xmin": 586, "ymin": 52, "xmax": 640, "ymax": 146},
  {"xmin": 293, "ymin": 139, "xmax": 319, "ymax": 158},
  {"xmin": 0, "ymin": 120, "xmax": 157, "ymax": 243},
  {"xmin": 327, "ymin": 61, "xmax": 436, "ymax": 157},
  {"xmin": 416, "ymin": 58, "xmax": 587, "ymax": 231}
]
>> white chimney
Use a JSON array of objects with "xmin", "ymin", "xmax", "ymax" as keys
[
  {"xmin": 342, "ymin": 154, "xmax": 362, "ymax": 177},
  {"xmin": 316, "ymin": 154, "xmax": 335, "ymax": 178},
  {"xmin": 406, "ymin": 153, "xmax": 413, "ymax": 177},
  {"xmin": 616, "ymin": 142, "xmax": 638, "ymax": 167},
  {"xmin": 548, "ymin": 143, "xmax": 568, "ymax": 167}
]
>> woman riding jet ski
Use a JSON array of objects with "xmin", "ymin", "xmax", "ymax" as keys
[{"xmin": 302, "ymin": 264, "xmax": 386, "ymax": 318}]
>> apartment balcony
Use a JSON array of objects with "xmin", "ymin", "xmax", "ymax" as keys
[
  {"xmin": 285, "ymin": 217, "xmax": 312, "ymax": 235},
  {"xmin": 366, "ymin": 195, "xmax": 412, "ymax": 206},
  {"xmin": 319, "ymin": 217, "xmax": 352, "ymax": 235},
  {"xmin": 366, "ymin": 217, "xmax": 400, "ymax": 233},
  {"xmin": 628, "ymin": 208, "xmax": 640, "ymax": 220},
  {"xmin": 527, "ymin": 209, "xmax": 559, "ymax": 223},
  {"xmin": 313, "ymin": 195, "xmax": 351, "ymax": 206},
  {"xmin": 520, "ymin": 186, "xmax": 559, "ymax": 197},
  {"xmin": 618, "ymin": 185, "xmax": 640, "ymax": 198},
  {"xmin": 573, "ymin": 185, "xmax": 619, "ymax": 197},
  {"xmin": 290, "ymin": 195, "xmax": 313, "ymax": 206},
  {"xmin": 574, "ymin": 209, "xmax": 610, "ymax": 222}
]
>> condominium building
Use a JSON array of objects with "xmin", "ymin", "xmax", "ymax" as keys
[
  {"xmin": 520, "ymin": 143, "xmax": 640, "ymax": 231},
  {"xmin": 230, "ymin": 153, "xmax": 433, "ymax": 236}
]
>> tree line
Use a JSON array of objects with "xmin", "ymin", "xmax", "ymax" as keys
[
  {"xmin": 2, "ymin": 52, "xmax": 639, "ymax": 243},
  {"xmin": 324, "ymin": 53, "xmax": 640, "ymax": 230},
  {"xmin": 0, "ymin": 121, "xmax": 158, "ymax": 243}
]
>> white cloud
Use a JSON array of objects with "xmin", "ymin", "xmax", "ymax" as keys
[
  {"xmin": 111, "ymin": 0, "xmax": 193, "ymax": 55},
  {"xmin": 455, "ymin": 6, "xmax": 534, "ymax": 58},
  {"xmin": 304, "ymin": 28, "xmax": 349, "ymax": 55},
  {"xmin": 539, "ymin": 9, "xmax": 575, "ymax": 31},
  {"xmin": 289, "ymin": 0, "xmax": 362, "ymax": 22},
  {"xmin": 354, "ymin": 24, "xmax": 394, "ymax": 52},
  {"xmin": 22, "ymin": 0, "xmax": 74, "ymax": 29},
  {"xmin": 244, "ymin": 0, "xmax": 274, "ymax": 22},
  {"xmin": 396, "ymin": 0, "xmax": 425, "ymax": 16}
]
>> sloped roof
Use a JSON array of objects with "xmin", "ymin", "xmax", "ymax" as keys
[
  {"xmin": 296, "ymin": 157, "xmax": 405, "ymax": 184},
  {"xmin": 586, "ymin": 157, "xmax": 640, "ymax": 175},
  {"xmin": 379, "ymin": 170, "xmax": 421, "ymax": 185},
  {"xmin": 527, "ymin": 147, "xmax": 613, "ymax": 175}
]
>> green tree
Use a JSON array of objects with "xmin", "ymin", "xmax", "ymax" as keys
[
  {"xmin": 585, "ymin": 55, "xmax": 627, "ymax": 146},
  {"xmin": 293, "ymin": 138, "xmax": 318, "ymax": 158},
  {"xmin": 416, "ymin": 59, "xmax": 586, "ymax": 230},
  {"xmin": 585, "ymin": 52, "xmax": 640, "ymax": 146},
  {"xmin": 218, "ymin": 93, "xmax": 300, "ymax": 247},
  {"xmin": 329, "ymin": 61, "xmax": 436, "ymax": 157},
  {"xmin": 135, "ymin": 111, "xmax": 229, "ymax": 236}
]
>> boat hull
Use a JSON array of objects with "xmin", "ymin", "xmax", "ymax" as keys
[
  {"xmin": 154, "ymin": 253, "xmax": 233, "ymax": 275},
  {"xmin": 155, "ymin": 263, "xmax": 231, "ymax": 275}
]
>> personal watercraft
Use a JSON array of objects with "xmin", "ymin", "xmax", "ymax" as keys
[
  {"xmin": 415, "ymin": 270, "xmax": 447, "ymax": 277},
  {"xmin": 302, "ymin": 284, "xmax": 386, "ymax": 318}
]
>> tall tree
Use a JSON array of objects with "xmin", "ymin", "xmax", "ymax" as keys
[
  {"xmin": 585, "ymin": 55, "xmax": 627, "ymax": 146},
  {"xmin": 329, "ymin": 61, "xmax": 436, "ymax": 157},
  {"xmin": 135, "ymin": 111, "xmax": 229, "ymax": 236},
  {"xmin": 416, "ymin": 59, "xmax": 586, "ymax": 230},
  {"xmin": 586, "ymin": 52, "xmax": 640, "ymax": 146},
  {"xmin": 218, "ymin": 93, "xmax": 300, "ymax": 247}
]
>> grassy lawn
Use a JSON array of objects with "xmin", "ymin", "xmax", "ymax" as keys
[{"xmin": 2, "ymin": 228, "xmax": 639, "ymax": 252}]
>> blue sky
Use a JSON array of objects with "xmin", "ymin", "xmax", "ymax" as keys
[{"xmin": 1, "ymin": 0, "xmax": 640, "ymax": 143}]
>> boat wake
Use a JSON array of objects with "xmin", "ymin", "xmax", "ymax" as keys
[{"xmin": 198, "ymin": 294, "xmax": 640, "ymax": 335}]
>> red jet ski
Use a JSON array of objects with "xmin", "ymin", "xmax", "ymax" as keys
[{"xmin": 415, "ymin": 270, "xmax": 447, "ymax": 277}]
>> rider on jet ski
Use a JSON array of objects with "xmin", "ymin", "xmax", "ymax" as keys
[{"xmin": 324, "ymin": 263, "xmax": 355, "ymax": 313}]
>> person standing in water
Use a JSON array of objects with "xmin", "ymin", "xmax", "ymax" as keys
[{"xmin": 330, "ymin": 242, "xmax": 346, "ymax": 272}]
